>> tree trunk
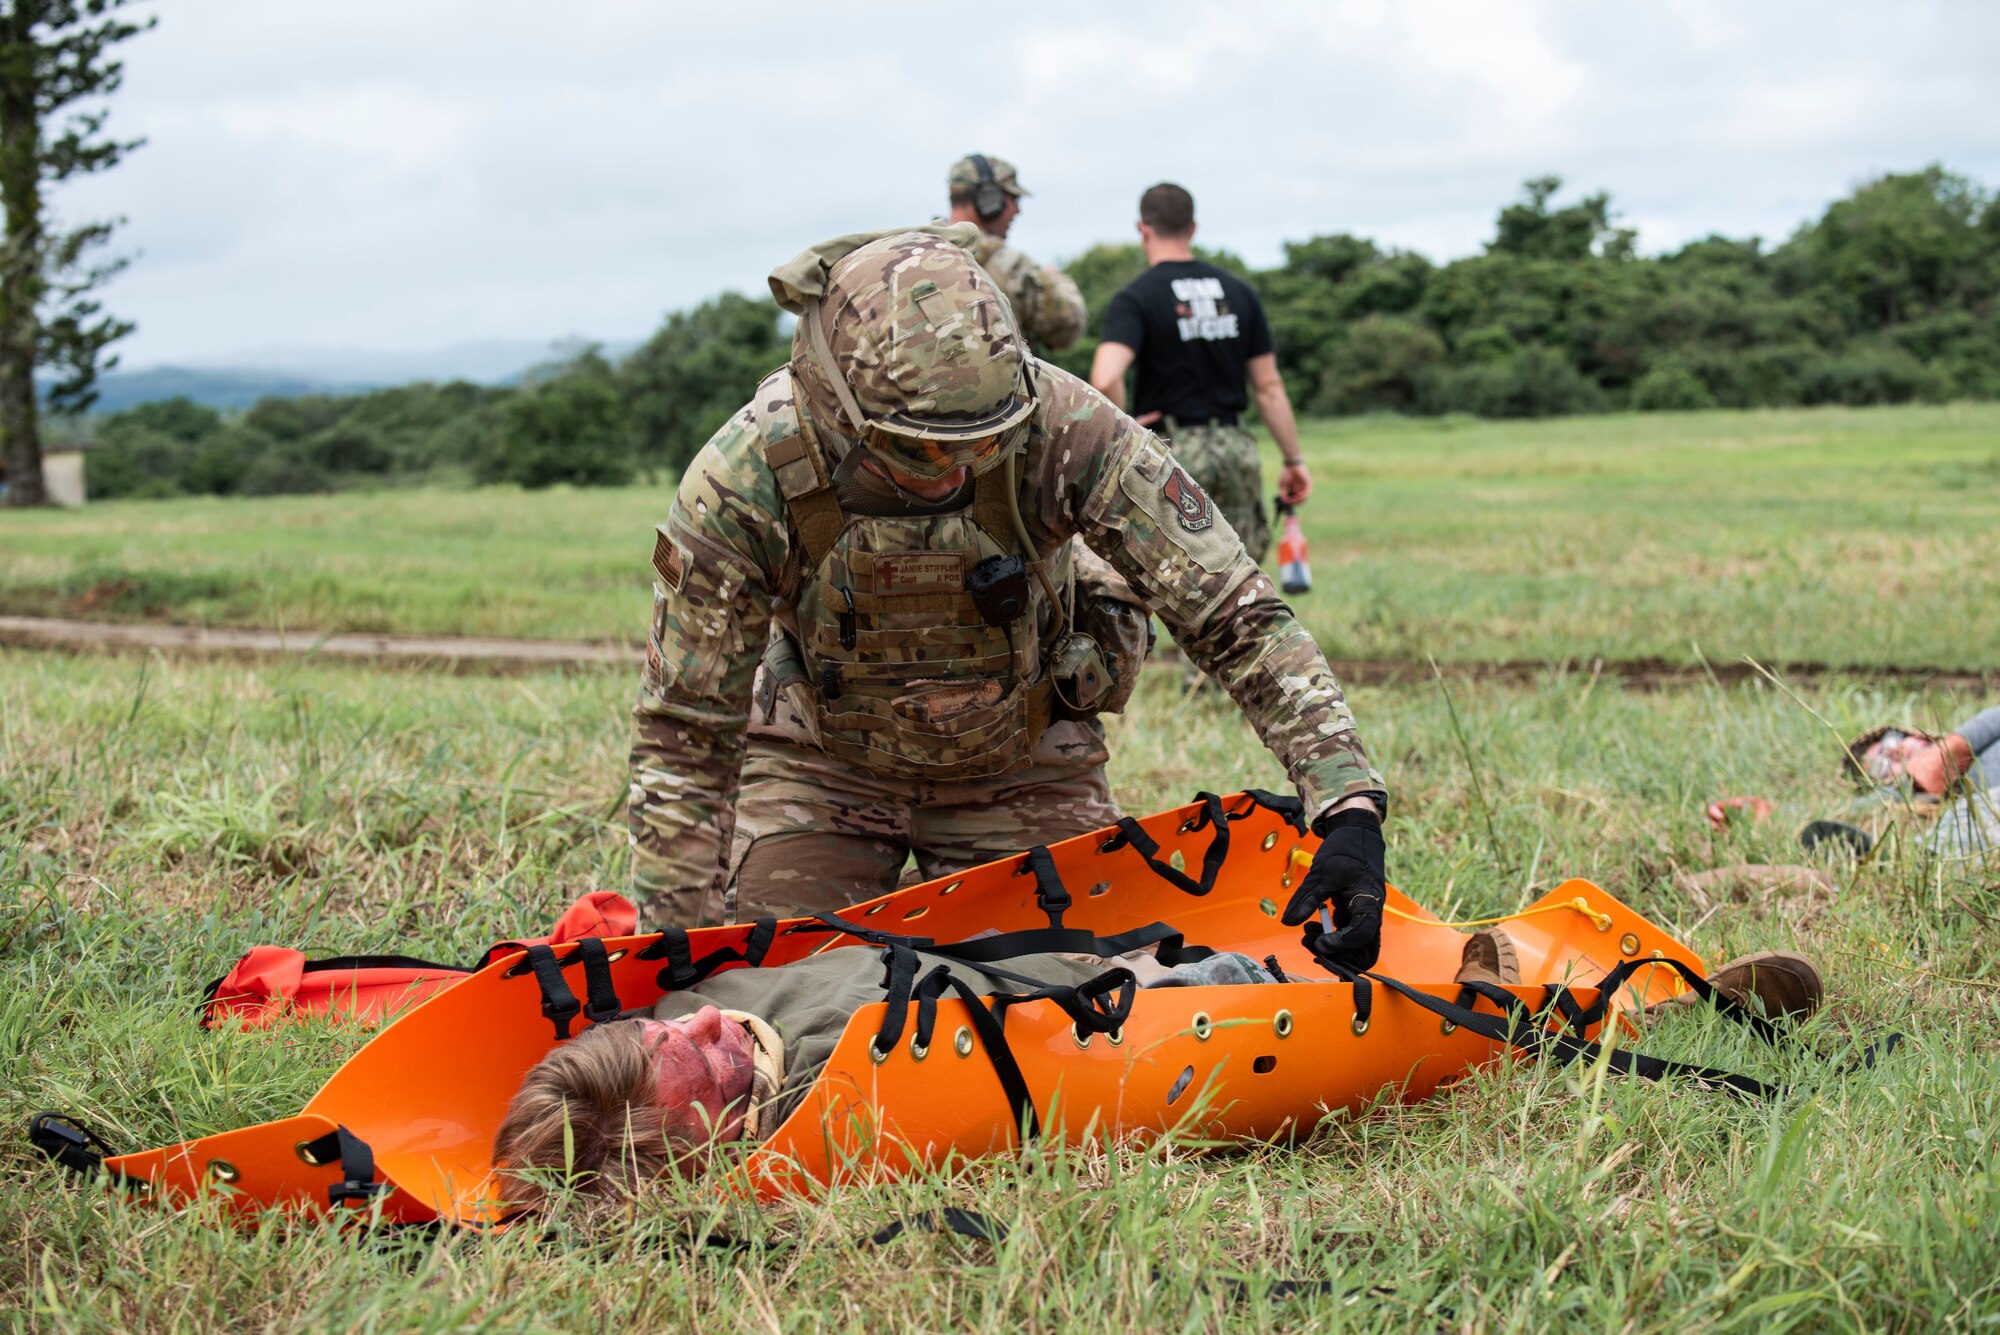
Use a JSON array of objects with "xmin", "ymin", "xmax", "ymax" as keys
[{"xmin": 0, "ymin": 13, "xmax": 47, "ymax": 507}]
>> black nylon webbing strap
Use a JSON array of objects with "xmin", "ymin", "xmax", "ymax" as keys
[
  {"xmin": 793, "ymin": 912, "xmax": 1215, "ymax": 971},
  {"xmin": 574, "ymin": 938, "xmax": 622, "ymax": 1026},
  {"xmin": 299, "ymin": 1124, "xmax": 390, "ymax": 1207},
  {"xmin": 915, "ymin": 966, "xmax": 1043, "ymax": 1139},
  {"xmin": 28, "ymin": 1112, "xmax": 113, "ymax": 1177},
  {"xmin": 637, "ymin": 918, "xmax": 782, "ymax": 993},
  {"xmin": 1109, "ymin": 792, "xmax": 1230, "ymax": 897},
  {"xmin": 1021, "ymin": 846, "xmax": 1071, "ymax": 928},
  {"xmin": 791, "ymin": 911, "xmax": 937, "ymax": 952},
  {"xmin": 1360, "ymin": 968, "xmax": 1783, "ymax": 1099},
  {"xmin": 637, "ymin": 927, "xmax": 697, "ymax": 989},
  {"xmin": 1238, "ymin": 788, "xmax": 1309, "ymax": 834},
  {"xmin": 871, "ymin": 945, "xmax": 924, "ymax": 1054},
  {"xmin": 864, "ymin": 1207, "xmax": 1008, "ymax": 1246},
  {"xmin": 523, "ymin": 944, "xmax": 581, "ymax": 1040}
]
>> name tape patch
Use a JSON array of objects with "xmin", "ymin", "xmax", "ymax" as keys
[{"xmin": 873, "ymin": 552, "xmax": 966, "ymax": 595}]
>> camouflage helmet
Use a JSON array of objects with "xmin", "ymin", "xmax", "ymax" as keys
[{"xmin": 780, "ymin": 228, "xmax": 1034, "ymax": 479}]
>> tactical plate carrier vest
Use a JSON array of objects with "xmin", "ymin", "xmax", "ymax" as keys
[{"xmin": 756, "ymin": 372, "xmax": 1107, "ymax": 779}]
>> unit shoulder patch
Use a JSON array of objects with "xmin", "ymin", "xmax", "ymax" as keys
[{"xmin": 1162, "ymin": 467, "xmax": 1214, "ymax": 532}]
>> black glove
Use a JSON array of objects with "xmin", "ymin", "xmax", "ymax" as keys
[{"xmin": 1282, "ymin": 806, "xmax": 1386, "ymax": 974}]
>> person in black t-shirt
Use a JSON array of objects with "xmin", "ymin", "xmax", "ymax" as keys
[{"xmin": 1089, "ymin": 182, "xmax": 1310, "ymax": 563}]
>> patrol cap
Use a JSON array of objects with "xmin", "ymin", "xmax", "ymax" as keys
[
  {"xmin": 773, "ymin": 226, "xmax": 1035, "ymax": 478},
  {"xmin": 947, "ymin": 154, "xmax": 1031, "ymax": 199}
]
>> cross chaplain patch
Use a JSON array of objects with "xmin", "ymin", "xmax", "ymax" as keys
[{"xmin": 1162, "ymin": 467, "xmax": 1214, "ymax": 532}]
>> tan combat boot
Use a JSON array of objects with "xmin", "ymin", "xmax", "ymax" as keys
[
  {"xmin": 1650, "ymin": 950, "xmax": 1823, "ymax": 1022},
  {"xmin": 1455, "ymin": 929, "xmax": 1522, "ymax": 988}
]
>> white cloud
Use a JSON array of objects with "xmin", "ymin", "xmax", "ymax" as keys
[{"xmin": 43, "ymin": 0, "xmax": 2000, "ymax": 369}]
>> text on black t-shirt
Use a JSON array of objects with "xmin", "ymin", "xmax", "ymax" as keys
[{"xmin": 1098, "ymin": 259, "xmax": 1274, "ymax": 423}]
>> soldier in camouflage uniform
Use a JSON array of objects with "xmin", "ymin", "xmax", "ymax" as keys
[
  {"xmin": 945, "ymin": 154, "xmax": 1086, "ymax": 353},
  {"xmin": 628, "ymin": 226, "xmax": 1388, "ymax": 980}
]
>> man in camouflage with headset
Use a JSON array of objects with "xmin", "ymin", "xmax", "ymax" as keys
[
  {"xmin": 627, "ymin": 224, "xmax": 1390, "ymax": 981},
  {"xmin": 945, "ymin": 154, "xmax": 1086, "ymax": 353}
]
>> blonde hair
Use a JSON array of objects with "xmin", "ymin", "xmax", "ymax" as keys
[{"xmin": 492, "ymin": 1020, "xmax": 673, "ymax": 1212}]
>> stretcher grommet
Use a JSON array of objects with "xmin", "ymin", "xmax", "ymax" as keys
[
  {"xmin": 1089, "ymin": 880, "xmax": 1111, "ymax": 897},
  {"xmin": 1179, "ymin": 816, "xmax": 1200, "ymax": 833},
  {"xmin": 606, "ymin": 948, "xmax": 627, "ymax": 963},
  {"xmin": 1260, "ymin": 898, "xmax": 1278, "ymax": 917},
  {"xmin": 1440, "ymin": 1018, "xmax": 1457, "ymax": 1036},
  {"xmin": 910, "ymin": 1037, "xmax": 929, "ymax": 1061},
  {"xmin": 1262, "ymin": 832, "xmax": 1279, "ymax": 851},
  {"xmin": 1072, "ymin": 1024, "xmax": 1091, "ymax": 1049},
  {"xmin": 863, "ymin": 905, "xmax": 883, "ymax": 917},
  {"xmin": 1351, "ymin": 1015, "xmax": 1369, "ymax": 1037},
  {"xmin": 207, "ymin": 1158, "xmax": 239, "ymax": 1184},
  {"xmin": 869, "ymin": 1040, "xmax": 889, "ymax": 1065},
  {"xmin": 902, "ymin": 905, "xmax": 929, "ymax": 921},
  {"xmin": 1274, "ymin": 1009, "xmax": 1294, "ymax": 1038},
  {"xmin": 1106, "ymin": 1027, "xmax": 1124, "ymax": 1047},
  {"xmin": 1191, "ymin": 1012, "xmax": 1213, "ymax": 1041},
  {"xmin": 1099, "ymin": 835, "xmax": 1121, "ymax": 853},
  {"xmin": 295, "ymin": 1140, "xmax": 328, "ymax": 1167},
  {"xmin": 1619, "ymin": 932, "xmax": 1641, "ymax": 957},
  {"xmin": 941, "ymin": 880, "xmax": 962, "ymax": 896},
  {"xmin": 953, "ymin": 1026, "xmax": 974, "ymax": 1057}
]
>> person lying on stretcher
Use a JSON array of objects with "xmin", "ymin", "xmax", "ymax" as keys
[
  {"xmin": 493, "ymin": 943, "xmax": 1281, "ymax": 1209},
  {"xmin": 493, "ymin": 929, "xmax": 1823, "ymax": 1209}
]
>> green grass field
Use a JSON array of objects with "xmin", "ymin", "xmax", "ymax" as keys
[
  {"xmin": 4, "ymin": 403, "xmax": 2000, "ymax": 1330},
  {"xmin": 6, "ymin": 402, "xmax": 1999, "ymax": 668},
  {"xmin": 4, "ymin": 646, "xmax": 1998, "ymax": 1330}
]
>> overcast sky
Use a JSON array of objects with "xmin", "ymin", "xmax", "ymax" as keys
[{"xmin": 52, "ymin": 0, "xmax": 2000, "ymax": 370}]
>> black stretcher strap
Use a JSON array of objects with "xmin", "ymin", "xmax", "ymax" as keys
[
  {"xmin": 864, "ymin": 1207, "xmax": 1008, "ymax": 1246},
  {"xmin": 1106, "ymin": 792, "xmax": 1231, "ymax": 897},
  {"xmin": 28, "ymin": 1111, "xmax": 115, "ymax": 1177},
  {"xmin": 523, "ymin": 944, "xmax": 581, "ymax": 1040},
  {"xmin": 573, "ymin": 937, "xmax": 623, "ymax": 1026},
  {"xmin": 793, "ymin": 909, "xmax": 1217, "ymax": 971},
  {"xmin": 869, "ymin": 944, "xmax": 1139, "ymax": 1140},
  {"xmin": 1238, "ymin": 787, "xmax": 1309, "ymax": 834},
  {"xmin": 299, "ymin": 1124, "xmax": 390, "ymax": 1207},
  {"xmin": 1353, "ymin": 964, "xmax": 1909, "ymax": 1101},
  {"xmin": 636, "ymin": 918, "xmax": 779, "ymax": 993},
  {"xmin": 1021, "ymin": 845, "xmax": 1071, "ymax": 928}
]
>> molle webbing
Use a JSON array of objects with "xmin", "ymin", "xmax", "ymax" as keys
[{"xmin": 762, "ymin": 432, "xmax": 846, "ymax": 570}]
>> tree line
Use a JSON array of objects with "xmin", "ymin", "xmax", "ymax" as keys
[{"xmin": 84, "ymin": 164, "xmax": 2000, "ymax": 501}]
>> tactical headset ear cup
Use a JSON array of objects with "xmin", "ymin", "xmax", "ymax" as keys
[{"xmin": 969, "ymin": 154, "xmax": 1007, "ymax": 222}]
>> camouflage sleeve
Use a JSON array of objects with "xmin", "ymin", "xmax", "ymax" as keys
[
  {"xmin": 1032, "ymin": 367, "xmax": 1385, "ymax": 822},
  {"xmin": 628, "ymin": 405, "xmax": 787, "ymax": 925},
  {"xmin": 992, "ymin": 245, "xmax": 1088, "ymax": 351}
]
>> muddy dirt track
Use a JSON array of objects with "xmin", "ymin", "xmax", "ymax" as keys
[{"xmin": 3, "ymin": 614, "xmax": 1990, "ymax": 691}]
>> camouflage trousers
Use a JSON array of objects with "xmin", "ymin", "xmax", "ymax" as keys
[
  {"xmin": 1162, "ymin": 421, "xmax": 1268, "ymax": 564},
  {"xmin": 715, "ymin": 719, "xmax": 1123, "ymax": 923}
]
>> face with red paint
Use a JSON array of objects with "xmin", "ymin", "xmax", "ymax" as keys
[{"xmin": 636, "ymin": 1006, "xmax": 756, "ymax": 1146}]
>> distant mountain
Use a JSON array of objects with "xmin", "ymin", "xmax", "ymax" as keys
[
  {"xmin": 76, "ymin": 337, "xmax": 646, "ymax": 413},
  {"xmin": 85, "ymin": 366, "xmax": 374, "ymax": 413}
]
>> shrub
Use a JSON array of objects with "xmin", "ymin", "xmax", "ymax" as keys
[
  {"xmin": 1419, "ymin": 346, "xmax": 1608, "ymax": 418},
  {"xmin": 1631, "ymin": 360, "xmax": 1719, "ymax": 411}
]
